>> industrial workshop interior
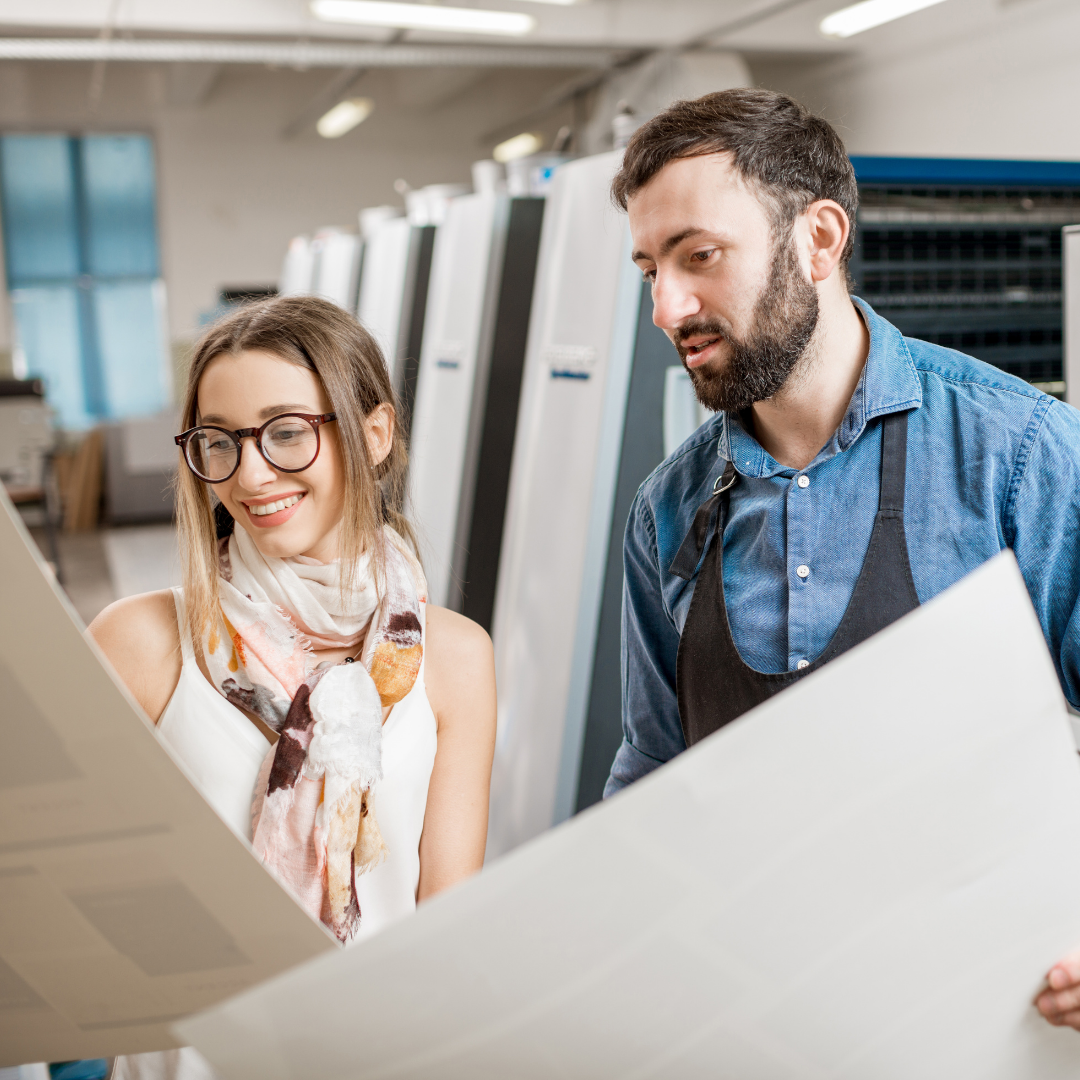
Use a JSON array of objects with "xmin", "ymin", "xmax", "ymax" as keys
[{"xmin": 5, "ymin": 0, "xmax": 1080, "ymax": 1077}]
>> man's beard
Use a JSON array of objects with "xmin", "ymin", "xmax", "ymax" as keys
[{"xmin": 675, "ymin": 238, "xmax": 820, "ymax": 414}]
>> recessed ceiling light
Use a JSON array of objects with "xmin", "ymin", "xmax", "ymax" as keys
[
  {"xmin": 312, "ymin": 0, "xmax": 536, "ymax": 36},
  {"xmin": 493, "ymin": 131, "xmax": 543, "ymax": 163},
  {"xmin": 317, "ymin": 97, "xmax": 374, "ymax": 138},
  {"xmin": 820, "ymin": 0, "xmax": 949, "ymax": 38}
]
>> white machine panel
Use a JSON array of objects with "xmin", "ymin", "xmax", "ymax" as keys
[
  {"xmin": 408, "ymin": 193, "xmax": 508, "ymax": 607},
  {"xmin": 487, "ymin": 151, "xmax": 642, "ymax": 859},
  {"xmin": 278, "ymin": 236, "xmax": 314, "ymax": 296},
  {"xmin": 662, "ymin": 366, "xmax": 713, "ymax": 457},
  {"xmin": 310, "ymin": 229, "xmax": 362, "ymax": 312},
  {"xmin": 356, "ymin": 216, "xmax": 415, "ymax": 386},
  {"xmin": 1065, "ymin": 225, "xmax": 1080, "ymax": 409}
]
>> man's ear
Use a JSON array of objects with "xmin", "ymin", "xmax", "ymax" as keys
[{"xmin": 803, "ymin": 199, "xmax": 850, "ymax": 284}]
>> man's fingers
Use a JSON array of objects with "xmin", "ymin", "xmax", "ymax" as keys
[
  {"xmin": 1048, "ymin": 949, "xmax": 1080, "ymax": 989},
  {"xmin": 1045, "ymin": 1007, "xmax": 1080, "ymax": 1030},
  {"xmin": 1038, "ymin": 984, "xmax": 1080, "ymax": 1018}
]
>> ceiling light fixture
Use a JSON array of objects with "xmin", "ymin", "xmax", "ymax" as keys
[
  {"xmin": 493, "ymin": 131, "xmax": 543, "ymax": 163},
  {"xmin": 312, "ymin": 0, "xmax": 536, "ymax": 36},
  {"xmin": 819, "ymin": 0, "xmax": 949, "ymax": 38},
  {"xmin": 317, "ymin": 97, "xmax": 375, "ymax": 138}
]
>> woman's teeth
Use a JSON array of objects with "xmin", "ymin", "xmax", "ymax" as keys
[{"xmin": 249, "ymin": 495, "xmax": 302, "ymax": 517}]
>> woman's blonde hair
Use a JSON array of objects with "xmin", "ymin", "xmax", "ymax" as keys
[{"xmin": 175, "ymin": 294, "xmax": 415, "ymax": 648}]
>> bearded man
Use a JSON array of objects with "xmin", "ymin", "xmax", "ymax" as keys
[{"xmin": 603, "ymin": 88, "xmax": 1080, "ymax": 1030}]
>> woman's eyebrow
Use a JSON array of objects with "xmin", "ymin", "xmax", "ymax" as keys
[
  {"xmin": 198, "ymin": 404, "xmax": 315, "ymax": 425},
  {"xmin": 257, "ymin": 403, "xmax": 315, "ymax": 420}
]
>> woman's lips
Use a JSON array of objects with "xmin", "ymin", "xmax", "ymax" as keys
[{"xmin": 243, "ymin": 493, "xmax": 306, "ymax": 528}]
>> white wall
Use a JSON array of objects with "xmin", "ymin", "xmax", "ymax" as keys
[
  {"xmin": 0, "ymin": 58, "xmax": 580, "ymax": 363},
  {"xmin": 752, "ymin": 0, "xmax": 1080, "ymax": 161},
  {"xmin": 582, "ymin": 51, "xmax": 751, "ymax": 154}
]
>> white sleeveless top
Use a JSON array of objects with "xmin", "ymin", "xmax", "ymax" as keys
[
  {"xmin": 113, "ymin": 591, "xmax": 438, "ymax": 1080},
  {"xmin": 161, "ymin": 587, "xmax": 439, "ymax": 938}
]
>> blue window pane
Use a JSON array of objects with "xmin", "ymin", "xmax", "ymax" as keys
[
  {"xmin": 80, "ymin": 135, "xmax": 159, "ymax": 277},
  {"xmin": 93, "ymin": 279, "xmax": 170, "ymax": 418},
  {"xmin": 11, "ymin": 286, "xmax": 91, "ymax": 429},
  {"xmin": 0, "ymin": 135, "xmax": 79, "ymax": 282}
]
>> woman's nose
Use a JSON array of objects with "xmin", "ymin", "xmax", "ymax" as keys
[{"xmin": 235, "ymin": 437, "xmax": 277, "ymax": 489}]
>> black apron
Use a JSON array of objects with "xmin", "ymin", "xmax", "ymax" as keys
[{"xmin": 670, "ymin": 410, "xmax": 919, "ymax": 748}]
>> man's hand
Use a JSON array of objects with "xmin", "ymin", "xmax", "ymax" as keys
[{"xmin": 1036, "ymin": 949, "xmax": 1080, "ymax": 1029}]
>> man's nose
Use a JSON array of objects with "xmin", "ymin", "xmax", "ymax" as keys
[
  {"xmin": 235, "ymin": 437, "xmax": 276, "ymax": 489},
  {"xmin": 650, "ymin": 271, "xmax": 701, "ymax": 334}
]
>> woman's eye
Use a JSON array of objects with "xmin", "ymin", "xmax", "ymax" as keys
[{"xmin": 270, "ymin": 426, "xmax": 305, "ymax": 443}]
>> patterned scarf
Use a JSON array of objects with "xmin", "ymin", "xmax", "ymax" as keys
[{"xmin": 203, "ymin": 523, "xmax": 426, "ymax": 942}]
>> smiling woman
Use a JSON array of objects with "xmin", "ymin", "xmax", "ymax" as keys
[{"xmin": 89, "ymin": 295, "xmax": 497, "ymax": 1080}]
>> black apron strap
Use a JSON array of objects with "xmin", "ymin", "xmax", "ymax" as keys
[
  {"xmin": 669, "ymin": 460, "xmax": 738, "ymax": 581},
  {"xmin": 878, "ymin": 410, "xmax": 907, "ymax": 513}
]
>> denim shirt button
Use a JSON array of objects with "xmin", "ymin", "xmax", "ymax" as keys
[
  {"xmin": 796, "ymin": 564, "xmax": 810, "ymax": 579},
  {"xmin": 798, "ymin": 474, "xmax": 810, "ymax": 488},
  {"xmin": 796, "ymin": 659, "xmax": 810, "ymax": 670}
]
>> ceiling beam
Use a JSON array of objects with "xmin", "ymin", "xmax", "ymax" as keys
[{"xmin": 0, "ymin": 37, "xmax": 618, "ymax": 69}]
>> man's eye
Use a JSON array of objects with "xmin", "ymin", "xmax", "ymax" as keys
[
  {"xmin": 691, "ymin": 249, "xmax": 714, "ymax": 263},
  {"xmin": 641, "ymin": 268, "xmax": 656, "ymax": 282}
]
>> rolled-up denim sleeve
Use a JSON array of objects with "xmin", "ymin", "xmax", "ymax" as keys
[{"xmin": 604, "ymin": 489, "xmax": 687, "ymax": 797}]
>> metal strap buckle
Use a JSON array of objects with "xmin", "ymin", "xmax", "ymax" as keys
[{"xmin": 713, "ymin": 470, "xmax": 737, "ymax": 496}]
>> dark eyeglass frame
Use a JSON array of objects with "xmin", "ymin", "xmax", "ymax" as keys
[{"xmin": 174, "ymin": 412, "xmax": 337, "ymax": 484}]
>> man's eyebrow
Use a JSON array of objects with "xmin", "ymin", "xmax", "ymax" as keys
[
  {"xmin": 198, "ymin": 403, "xmax": 315, "ymax": 425},
  {"xmin": 632, "ymin": 227, "xmax": 709, "ymax": 263}
]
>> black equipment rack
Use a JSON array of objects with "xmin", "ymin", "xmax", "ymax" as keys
[{"xmin": 849, "ymin": 157, "xmax": 1080, "ymax": 396}]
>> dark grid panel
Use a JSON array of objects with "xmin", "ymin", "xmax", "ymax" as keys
[{"xmin": 851, "ymin": 183, "xmax": 1080, "ymax": 390}]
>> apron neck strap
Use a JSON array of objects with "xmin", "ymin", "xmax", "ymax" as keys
[
  {"xmin": 669, "ymin": 459, "xmax": 738, "ymax": 581},
  {"xmin": 878, "ymin": 410, "xmax": 909, "ymax": 513}
]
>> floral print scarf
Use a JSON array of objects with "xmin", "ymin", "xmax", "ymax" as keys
[{"xmin": 203, "ymin": 523, "xmax": 426, "ymax": 942}]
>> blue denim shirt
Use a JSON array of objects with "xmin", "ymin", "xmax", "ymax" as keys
[{"xmin": 605, "ymin": 298, "xmax": 1080, "ymax": 796}]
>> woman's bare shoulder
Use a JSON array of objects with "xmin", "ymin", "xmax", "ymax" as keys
[
  {"xmin": 422, "ymin": 605, "xmax": 495, "ymax": 722},
  {"xmin": 88, "ymin": 590, "xmax": 182, "ymax": 721},
  {"xmin": 423, "ymin": 604, "xmax": 494, "ymax": 669},
  {"xmin": 89, "ymin": 589, "xmax": 179, "ymax": 656}
]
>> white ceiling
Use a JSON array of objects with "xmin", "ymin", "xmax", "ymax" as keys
[{"xmin": 0, "ymin": 0, "xmax": 1062, "ymax": 57}]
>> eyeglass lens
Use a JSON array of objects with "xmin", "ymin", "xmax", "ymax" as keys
[{"xmin": 187, "ymin": 416, "xmax": 321, "ymax": 480}]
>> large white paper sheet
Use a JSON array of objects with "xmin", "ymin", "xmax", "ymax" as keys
[
  {"xmin": 0, "ymin": 491, "xmax": 335, "ymax": 1066},
  {"xmin": 179, "ymin": 552, "xmax": 1080, "ymax": 1078}
]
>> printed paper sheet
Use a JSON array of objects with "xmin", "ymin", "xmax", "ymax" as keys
[
  {"xmin": 179, "ymin": 552, "xmax": 1080, "ymax": 1079},
  {"xmin": 0, "ymin": 491, "xmax": 334, "ymax": 1066}
]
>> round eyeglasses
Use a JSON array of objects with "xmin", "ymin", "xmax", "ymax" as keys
[{"xmin": 174, "ymin": 412, "xmax": 337, "ymax": 484}]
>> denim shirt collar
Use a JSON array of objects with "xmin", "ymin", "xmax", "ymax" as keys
[{"xmin": 716, "ymin": 298, "xmax": 923, "ymax": 478}]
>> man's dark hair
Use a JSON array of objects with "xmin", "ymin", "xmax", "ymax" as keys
[{"xmin": 612, "ymin": 88, "xmax": 859, "ymax": 270}]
